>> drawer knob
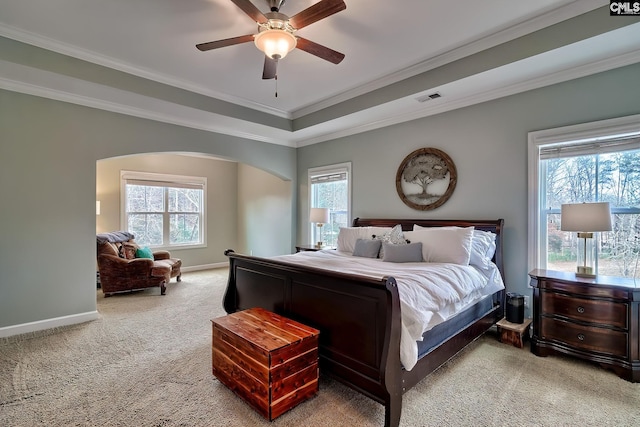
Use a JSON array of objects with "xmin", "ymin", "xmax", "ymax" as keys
[
  {"xmin": 577, "ymin": 333, "xmax": 585, "ymax": 341},
  {"xmin": 577, "ymin": 306, "xmax": 585, "ymax": 314}
]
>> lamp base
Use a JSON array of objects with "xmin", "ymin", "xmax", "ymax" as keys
[{"xmin": 576, "ymin": 265, "xmax": 595, "ymax": 278}]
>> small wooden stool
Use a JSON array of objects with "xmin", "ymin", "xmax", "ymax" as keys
[{"xmin": 496, "ymin": 317, "xmax": 532, "ymax": 349}]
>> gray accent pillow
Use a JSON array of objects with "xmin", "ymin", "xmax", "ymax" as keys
[
  {"xmin": 382, "ymin": 242, "xmax": 423, "ymax": 263},
  {"xmin": 373, "ymin": 224, "xmax": 408, "ymax": 258},
  {"xmin": 352, "ymin": 238, "xmax": 382, "ymax": 258}
]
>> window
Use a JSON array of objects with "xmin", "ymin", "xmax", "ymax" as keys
[
  {"xmin": 528, "ymin": 116, "xmax": 640, "ymax": 278},
  {"xmin": 309, "ymin": 163, "xmax": 351, "ymax": 248},
  {"xmin": 121, "ymin": 171, "xmax": 206, "ymax": 249}
]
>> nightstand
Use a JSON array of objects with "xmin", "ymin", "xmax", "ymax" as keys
[
  {"xmin": 529, "ymin": 269, "xmax": 640, "ymax": 382},
  {"xmin": 295, "ymin": 245, "xmax": 323, "ymax": 252}
]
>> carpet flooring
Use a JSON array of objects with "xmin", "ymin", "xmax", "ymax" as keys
[{"xmin": 1, "ymin": 268, "xmax": 639, "ymax": 426}]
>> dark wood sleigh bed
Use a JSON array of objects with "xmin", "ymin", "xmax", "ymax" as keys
[{"xmin": 223, "ymin": 218, "xmax": 506, "ymax": 427}]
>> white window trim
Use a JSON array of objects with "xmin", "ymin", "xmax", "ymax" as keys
[
  {"xmin": 527, "ymin": 113, "xmax": 640, "ymax": 275},
  {"xmin": 120, "ymin": 170, "xmax": 207, "ymax": 250},
  {"xmin": 308, "ymin": 162, "xmax": 352, "ymax": 245}
]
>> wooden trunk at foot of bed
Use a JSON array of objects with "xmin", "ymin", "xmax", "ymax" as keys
[
  {"xmin": 223, "ymin": 252, "xmax": 404, "ymax": 423},
  {"xmin": 223, "ymin": 218, "xmax": 506, "ymax": 427}
]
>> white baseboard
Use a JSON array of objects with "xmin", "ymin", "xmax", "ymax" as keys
[
  {"xmin": 0, "ymin": 264, "xmax": 228, "ymax": 339},
  {"xmin": 0, "ymin": 311, "xmax": 100, "ymax": 339},
  {"xmin": 181, "ymin": 262, "xmax": 227, "ymax": 272}
]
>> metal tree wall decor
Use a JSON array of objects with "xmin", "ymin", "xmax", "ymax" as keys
[{"xmin": 395, "ymin": 147, "xmax": 457, "ymax": 210}]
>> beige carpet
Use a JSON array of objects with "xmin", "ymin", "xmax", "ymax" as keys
[{"xmin": 1, "ymin": 268, "xmax": 639, "ymax": 427}]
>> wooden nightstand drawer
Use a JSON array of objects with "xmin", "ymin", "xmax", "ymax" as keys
[
  {"xmin": 540, "ymin": 318, "xmax": 628, "ymax": 358},
  {"xmin": 530, "ymin": 269, "xmax": 640, "ymax": 382},
  {"xmin": 536, "ymin": 278, "xmax": 629, "ymax": 300},
  {"xmin": 540, "ymin": 291, "xmax": 627, "ymax": 329}
]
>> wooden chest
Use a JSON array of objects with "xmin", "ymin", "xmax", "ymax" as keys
[{"xmin": 211, "ymin": 307, "xmax": 320, "ymax": 420}]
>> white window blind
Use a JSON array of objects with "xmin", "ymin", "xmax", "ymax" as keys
[{"xmin": 540, "ymin": 135, "xmax": 640, "ymax": 159}]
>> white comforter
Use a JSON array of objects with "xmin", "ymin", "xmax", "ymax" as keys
[{"xmin": 271, "ymin": 249, "xmax": 505, "ymax": 370}]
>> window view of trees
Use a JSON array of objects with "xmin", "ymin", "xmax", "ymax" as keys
[
  {"xmin": 312, "ymin": 180, "xmax": 348, "ymax": 248},
  {"xmin": 543, "ymin": 149, "xmax": 640, "ymax": 278},
  {"xmin": 310, "ymin": 165, "xmax": 350, "ymax": 248},
  {"xmin": 126, "ymin": 183, "xmax": 203, "ymax": 247},
  {"xmin": 127, "ymin": 185, "xmax": 164, "ymax": 245},
  {"xmin": 168, "ymin": 188, "xmax": 201, "ymax": 245}
]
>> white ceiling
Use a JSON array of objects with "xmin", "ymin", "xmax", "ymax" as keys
[{"xmin": 1, "ymin": 0, "xmax": 639, "ymax": 146}]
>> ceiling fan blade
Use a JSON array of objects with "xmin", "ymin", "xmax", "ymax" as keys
[
  {"xmin": 289, "ymin": 0, "xmax": 346, "ymax": 29},
  {"xmin": 262, "ymin": 56, "xmax": 278, "ymax": 79},
  {"xmin": 230, "ymin": 0, "xmax": 268, "ymax": 24},
  {"xmin": 196, "ymin": 34, "xmax": 255, "ymax": 51},
  {"xmin": 296, "ymin": 37, "xmax": 345, "ymax": 64}
]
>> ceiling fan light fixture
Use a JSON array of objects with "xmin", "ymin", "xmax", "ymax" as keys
[{"xmin": 254, "ymin": 29, "xmax": 297, "ymax": 60}]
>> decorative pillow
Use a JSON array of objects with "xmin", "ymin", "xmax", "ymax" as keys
[
  {"xmin": 122, "ymin": 242, "xmax": 139, "ymax": 260},
  {"xmin": 337, "ymin": 226, "xmax": 391, "ymax": 253},
  {"xmin": 135, "ymin": 246, "xmax": 154, "ymax": 259},
  {"xmin": 373, "ymin": 224, "xmax": 408, "ymax": 258},
  {"xmin": 382, "ymin": 242, "xmax": 423, "ymax": 263},
  {"xmin": 404, "ymin": 227, "xmax": 474, "ymax": 265},
  {"xmin": 352, "ymin": 239, "xmax": 382, "ymax": 258}
]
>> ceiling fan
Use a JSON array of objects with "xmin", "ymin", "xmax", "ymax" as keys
[{"xmin": 196, "ymin": 0, "xmax": 346, "ymax": 80}]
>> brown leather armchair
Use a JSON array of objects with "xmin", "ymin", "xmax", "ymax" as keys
[{"xmin": 96, "ymin": 232, "xmax": 182, "ymax": 297}]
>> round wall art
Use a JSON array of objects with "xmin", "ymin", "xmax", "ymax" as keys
[{"xmin": 395, "ymin": 147, "xmax": 457, "ymax": 210}]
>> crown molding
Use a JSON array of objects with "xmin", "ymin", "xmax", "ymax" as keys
[
  {"xmin": 0, "ymin": 23, "xmax": 293, "ymax": 120},
  {"xmin": 1, "ymin": 19, "xmax": 638, "ymax": 150},
  {"xmin": 295, "ymin": 47, "xmax": 640, "ymax": 147},
  {"xmin": 3, "ymin": 45, "xmax": 638, "ymax": 149},
  {"xmin": 0, "ymin": 59, "xmax": 297, "ymax": 147},
  {"xmin": 0, "ymin": 1, "xmax": 605, "ymax": 122},
  {"xmin": 291, "ymin": 0, "xmax": 606, "ymax": 119}
]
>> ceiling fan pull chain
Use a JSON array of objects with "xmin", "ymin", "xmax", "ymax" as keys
[{"xmin": 275, "ymin": 74, "xmax": 278, "ymax": 98}]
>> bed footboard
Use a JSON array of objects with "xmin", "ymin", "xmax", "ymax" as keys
[
  {"xmin": 222, "ymin": 219, "xmax": 505, "ymax": 426},
  {"xmin": 223, "ymin": 250, "xmax": 403, "ymax": 427}
]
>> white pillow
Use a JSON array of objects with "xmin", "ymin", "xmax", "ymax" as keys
[
  {"xmin": 413, "ymin": 224, "xmax": 496, "ymax": 269},
  {"xmin": 404, "ymin": 227, "xmax": 474, "ymax": 265},
  {"xmin": 470, "ymin": 229, "xmax": 497, "ymax": 270},
  {"xmin": 337, "ymin": 226, "xmax": 391, "ymax": 253}
]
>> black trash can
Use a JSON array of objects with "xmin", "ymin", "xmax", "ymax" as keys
[{"xmin": 506, "ymin": 292, "xmax": 525, "ymax": 324}]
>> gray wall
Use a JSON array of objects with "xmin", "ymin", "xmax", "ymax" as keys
[
  {"xmin": 237, "ymin": 163, "xmax": 292, "ymax": 257},
  {"xmin": 2, "ymin": 58, "xmax": 640, "ymax": 333},
  {"xmin": 0, "ymin": 89, "xmax": 296, "ymax": 330},
  {"xmin": 297, "ymin": 63, "xmax": 640, "ymax": 310}
]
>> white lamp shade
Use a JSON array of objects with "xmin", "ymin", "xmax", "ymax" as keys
[
  {"xmin": 560, "ymin": 202, "xmax": 612, "ymax": 232},
  {"xmin": 310, "ymin": 207, "xmax": 330, "ymax": 224},
  {"xmin": 254, "ymin": 29, "xmax": 297, "ymax": 59}
]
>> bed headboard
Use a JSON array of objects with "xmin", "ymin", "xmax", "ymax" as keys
[{"xmin": 352, "ymin": 218, "xmax": 505, "ymax": 283}]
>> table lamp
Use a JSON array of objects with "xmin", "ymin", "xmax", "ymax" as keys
[
  {"xmin": 560, "ymin": 202, "xmax": 612, "ymax": 277},
  {"xmin": 310, "ymin": 208, "xmax": 330, "ymax": 248}
]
